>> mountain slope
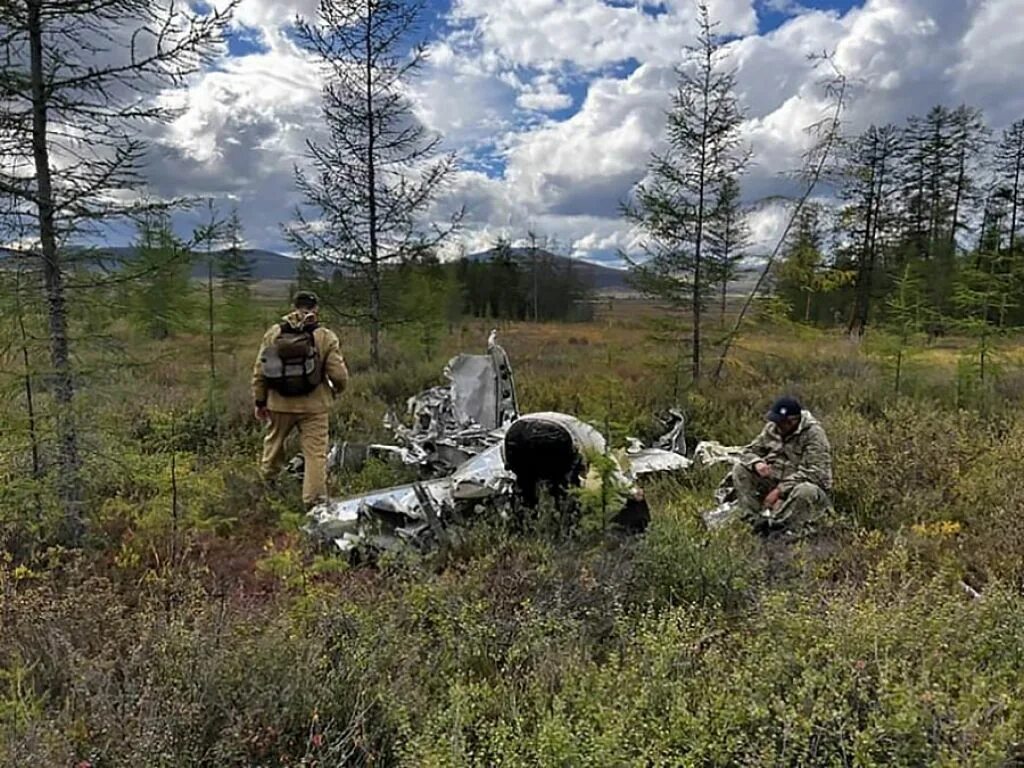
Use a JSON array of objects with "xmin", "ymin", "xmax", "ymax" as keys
[
  {"xmin": 87, "ymin": 247, "xmax": 301, "ymax": 281},
  {"xmin": 466, "ymin": 247, "xmax": 631, "ymax": 292},
  {"xmin": 1, "ymin": 245, "xmax": 637, "ymax": 292}
]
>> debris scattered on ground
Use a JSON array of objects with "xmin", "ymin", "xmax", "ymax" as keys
[{"xmin": 306, "ymin": 334, "xmax": 705, "ymax": 554}]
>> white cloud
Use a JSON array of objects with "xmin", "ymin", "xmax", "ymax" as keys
[
  {"xmin": 210, "ymin": 0, "xmax": 320, "ymax": 38},
  {"xmin": 448, "ymin": 0, "xmax": 757, "ymax": 70},
  {"xmin": 147, "ymin": 35, "xmax": 321, "ymax": 246},
  {"xmin": 411, "ymin": 42, "xmax": 520, "ymax": 156},
  {"xmin": 505, "ymin": 64, "xmax": 675, "ymax": 209},
  {"xmin": 516, "ymin": 75, "xmax": 574, "ymax": 112},
  {"xmin": 140, "ymin": 0, "xmax": 1024, "ymax": 266},
  {"xmin": 760, "ymin": 0, "xmax": 813, "ymax": 14},
  {"xmin": 953, "ymin": 0, "xmax": 1024, "ymax": 127}
]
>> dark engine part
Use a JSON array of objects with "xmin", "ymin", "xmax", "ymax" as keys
[{"xmin": 503, "ymin": 418, "xmax": 583, "ymax": 507}]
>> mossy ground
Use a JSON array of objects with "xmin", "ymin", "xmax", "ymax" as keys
[{"xmin": 3, "ymin": 303, "xmax": 1024, "ymax": 766}]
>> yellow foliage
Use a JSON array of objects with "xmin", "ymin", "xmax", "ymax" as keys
[{"xmin": 910, "ymin": 521, "xmax": 963, "ymax": 538}]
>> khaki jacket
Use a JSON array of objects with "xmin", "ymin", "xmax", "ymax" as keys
[
  {"xmin": 252, "ymin": 312, "xmax": 349, "ymax": 414},
  {"xmin": 740, "ymin": 410, "xmax": 832, "ymax": 495}
]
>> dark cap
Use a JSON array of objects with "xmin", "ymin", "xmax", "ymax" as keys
[
  {"xmin": 766, "ymin": 396, "xmax": 802, "ymax": 423},
  {"xmin": 293, "ymin": 290, "xmax": 319, "ymax": 309}
]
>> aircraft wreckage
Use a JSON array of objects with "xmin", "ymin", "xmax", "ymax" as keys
[{"xmin": 305, "ymin": 333, "xmax": 744, "ymax": 554}]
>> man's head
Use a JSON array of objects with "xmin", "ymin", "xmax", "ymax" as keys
[
  {"xmin": 293, "ymin": 290, "xmax": 319, "ymax": 313},
  {"xmin": 766, "ymin": 396, "xmax": 802, "ymax": 436}
]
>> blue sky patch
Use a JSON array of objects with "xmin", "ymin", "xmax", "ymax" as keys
[{"xmin": 757, "ymin": 0, "xmax": 857, "ymax": 32}]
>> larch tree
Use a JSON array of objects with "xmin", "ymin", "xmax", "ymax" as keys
[
  {"xmin": 130, "ymin": 212, "xmax": 196, "ymax": 341},
  {"xmin": 774, "ymin": 203, "xmax": 828, "ymax": 323},
  {"xmin": 884, "ymin": 263, "xmax": 930, "ymax": 397},
  {"xmin": 893, "ymin": 106, "xmax": 989, "ymax": 316},
  {"xmin": 0, "ymin": 0, "xmax": 233, "ymax": 542},
  {"xmin": 286, "ymin": 0, "xmax": 462, "ymax": 370},
  {"xmin": 840, "ymin": 124, "xmax": 901, "ymax": 336},
  {"xmin": 947, "ymin": 105, "xmax": 989, "ymax": 252},
  {"xmin": 192, "ymin": 203, "xmax": 252, "ymax": 384},
  {"xmin": 218, "ymin": 206, "xmax": 255, "ymax": 329},
  {"xmin": 194, "ymin": 201, "xmax": 229, "ymax": 383},
  {"xmin": 705, "ymin": 174, "xmax": 750, "ymax": 327},
  {"xmin": 624, "ymin": 2, "xmax": 746, "ymax": 382},
  {"xmin": 713, "ymin": 53, "xmax": 847, "ymax": 380},
  {"xmin": 900, "ymin": 106, "xmax": 956, "ymax": 260},
  {"xmin": 994, "ymin": 119, "xmax": 1024, "ymax": 257}
]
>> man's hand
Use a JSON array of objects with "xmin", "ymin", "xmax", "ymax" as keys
[
  {"xmin": 254, "ymin": 406, "xmax": 270, "ymax": 422},
  {"xmin": 755, "ymin": 461, "xmax": 773, "ymax": 479},
  {"xmin": 764, "ymin": 487, "xmax": 782, "ymax": 510}
]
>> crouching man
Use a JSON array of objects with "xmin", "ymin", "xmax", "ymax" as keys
[
  {"xmin": 732, "ymin": 397, "xmax": 832, "ymax": 532},
  {"xmin": 252, "ymin": 291, "xmax": 349, "ymax": 508}
]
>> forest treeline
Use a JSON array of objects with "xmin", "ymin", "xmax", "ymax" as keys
[{"xmin": 773, "ymin": 105, "xmax": 1024, "ymax": 338}]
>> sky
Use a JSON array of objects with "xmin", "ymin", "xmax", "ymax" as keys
[{"xmin": 148, "ymin": 0, "xmax": 1024, "ymax": 264}]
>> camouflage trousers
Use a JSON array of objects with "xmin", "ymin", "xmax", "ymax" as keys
[{"xmin": 731, "ymin": 463, "xmax": 831, "ymax": 533}]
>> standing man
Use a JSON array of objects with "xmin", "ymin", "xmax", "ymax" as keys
[
  {"xmin": 252, "ymin": 291, "xmax": 348, "ymax": 508},
  {"xmin": 732, "ymin": 396, "xmax": 832, "ymax": 532}
]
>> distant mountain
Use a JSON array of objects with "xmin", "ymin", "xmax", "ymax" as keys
[
  {"xmin": 1, "ymin": 244, "xmax": 637, "ymax": 292},
  {"xmin": 213, "ymin": 249, "xmax": 299, "ymax": 281},
  {"xmin": 79, "ymin": 246, "xmax": 301, "ymax": 281},
  {"xmin": 467, "ymin": 247, "xmax": 631, "ymax": 292}
]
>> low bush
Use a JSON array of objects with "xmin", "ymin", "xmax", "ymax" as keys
[{"xmin": 5, "ymin": 322, "xmax": 1024, "ymax": 765}]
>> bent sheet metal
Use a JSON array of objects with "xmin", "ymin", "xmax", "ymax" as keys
[{"xmin": 307, "ymin": 334, "xmax": 699, "ymax": 553}]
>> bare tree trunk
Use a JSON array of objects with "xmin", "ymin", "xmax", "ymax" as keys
[
  {"xmin": 950, "ymin": 147, "xmax": 965, "ymax": 250},
  {"xmin": 849, "ymin": 151, "xmax": 877, "ymax": 337},
  {"xmin": 927, "ymin": 119, "xmax": 943, "ymax": 253},
  {"xmin": 28, "ymin": 0, "xmax": 83, "ymax": 543},
  {"xmin": 894, "ymin": 345, "xmax": 902, "ymax": 396},
  {"xmin": 170, "ymin": 414, "xmax": 180, "ymax": 571},
  {"xmin": 365, "ymin": 9, "xmax": 381, "ymax": 370},
  {"xmin": 692, "ymin": 41, "xmax": 712, "ymax": 384},
  {"xmin": 207, "ymin": 255, "xmax": 216, "ymax": 382},
  {"xmin": 369, "ymin": 276, "xmax": 381, "ymax": 367},
  {"xmin": 14, "ymin": 269, "xmax": 44, "ymax": 521},
  {"xmin": 532, "ymin": 254, "xmax": 539, "ymax": 323},
  {"xmin": 1010, "ymin": 148, "xmax": 1022, "ymax": 256},
  {"xmin": 18, "ymin": 318, "xmax": 41, "ymax": 481},
  {"xmin": 980, "ymin": 334, "xmax": 987, "ymax": 385},
  {"xmin": 720, "ymin": 280, "xmax": 727, "ymax": 328},
  {"xmin": 713, "ymin": 60, "xmax": 846, "ymax": 382}
]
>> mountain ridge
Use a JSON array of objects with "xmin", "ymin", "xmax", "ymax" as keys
[{"xmin": 1, "ymin": 245, "xmax": 635, "ymax": 291}]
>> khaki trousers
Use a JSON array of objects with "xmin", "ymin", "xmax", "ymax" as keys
[{"xmin": 260, "ymin": 411, "xmax": 330, "ymax": 506}]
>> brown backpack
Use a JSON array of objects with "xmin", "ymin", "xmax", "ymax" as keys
[{"xmin": 261, "ymin": 325, "xmax": 323, "ymax": 396}]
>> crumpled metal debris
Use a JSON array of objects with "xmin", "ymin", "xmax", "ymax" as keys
[
  {"xmin": 306, "ymin": 335, "xmax": 701, "ymax": 554},
  {"xmin": 394, "ymin": 331, "xmax": 516, "ymax": 460},
  {"xmin": 337, "ymin": 332, "xmax": 519, "ymax": 475},
  {"xmin": 692, "ymin": 440, "xmax": 747, "ymax": 529},
  {"xmin": 620, "ymin": 409, "xmax": 692, "ymax": 476},
  {"xmin": 693, "ymin": 440, "xmax": 745, "ymax": 469}
]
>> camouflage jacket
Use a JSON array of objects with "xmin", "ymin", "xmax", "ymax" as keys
[{"xmin": 740, "ymin": 410, "xmax": 833, "ymax": 495}]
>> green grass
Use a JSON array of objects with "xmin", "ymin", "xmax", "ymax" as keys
[{"xmin": 3, "ymin": 314, "xmax": 1024, "ymax": 765}]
